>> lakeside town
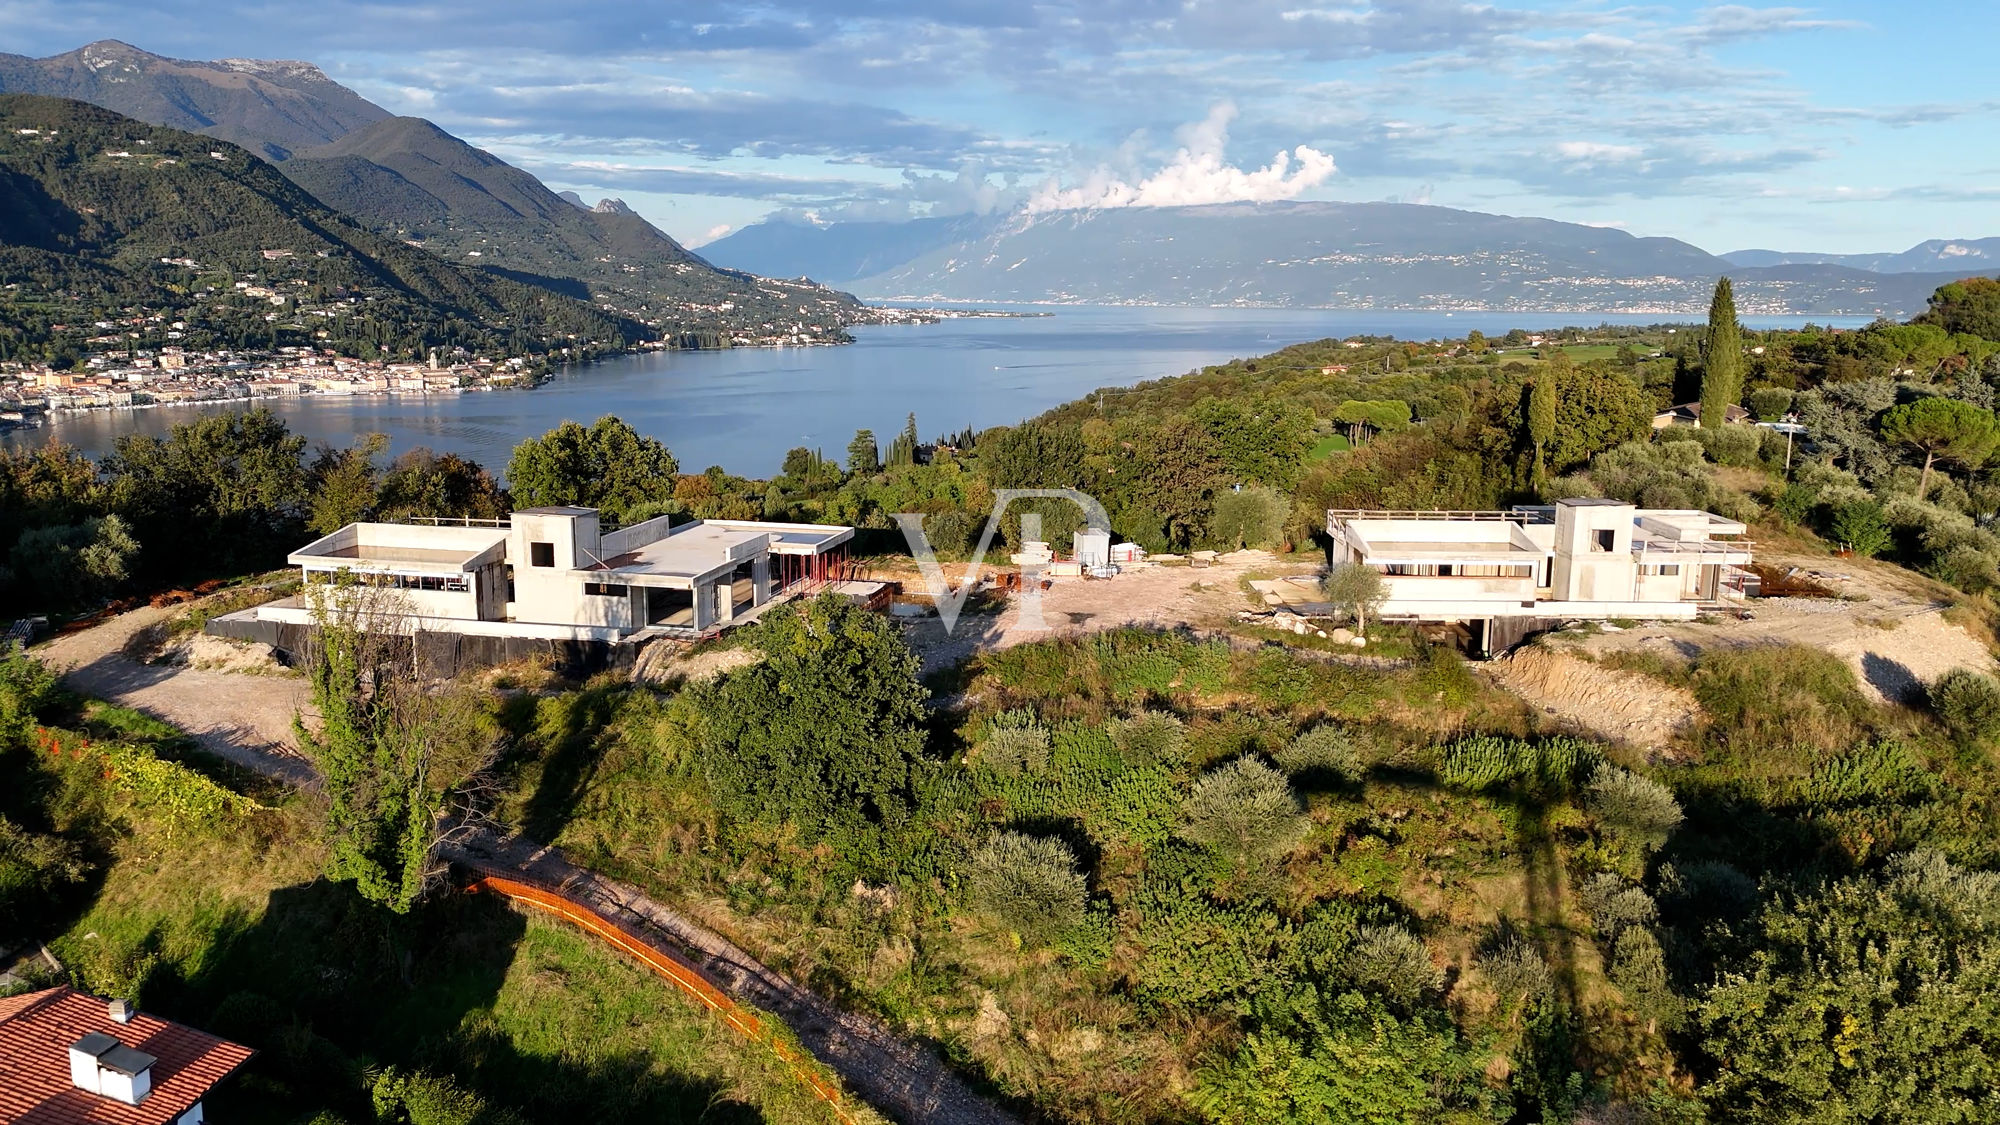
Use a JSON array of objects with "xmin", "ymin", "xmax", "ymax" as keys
[{"xmin": 0, "ymin": 303, "xmax": 970, "ymax": 429}]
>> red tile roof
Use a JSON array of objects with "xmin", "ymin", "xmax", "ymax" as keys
[{"xmin": 0, "ymin": 987, "xmax": 255, "ymax": 1125}]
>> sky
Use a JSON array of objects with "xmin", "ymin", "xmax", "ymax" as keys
[{"xmin": 3, "ymin": 1, "xmax": 1995, "ymax": 253}]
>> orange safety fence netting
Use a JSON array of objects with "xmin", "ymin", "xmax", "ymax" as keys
[{"xmin": 464, "ymin": 873, "xmax": 858, "ymax": 1123}]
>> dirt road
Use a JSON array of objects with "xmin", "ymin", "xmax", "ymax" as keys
[{"xmin": 32, "ymin": 604, "xmax": 317, "ymax": 784}]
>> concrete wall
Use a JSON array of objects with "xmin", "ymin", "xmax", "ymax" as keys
[
  {"xmin": 1551, "ymin": 500, "xmax": 1638, "ymax": 602},
  {"xmin": 510, "ymin": 510, "xmax": 601, "ymax": 627}
]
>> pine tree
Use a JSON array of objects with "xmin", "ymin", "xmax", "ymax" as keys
[
  {"xmin": 846, "ymin": 428, "xmax": 879, "ymax": 474},
  {"xmin": 1700, "ymin": 277, "xmax": 1742, "ymax": 429}
]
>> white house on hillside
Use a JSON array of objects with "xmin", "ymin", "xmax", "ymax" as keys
[
  {"xmin": 1327, "ymin": 498, "xmax": 1752, "ymax": 653},
  {"xmin": 221, "ymin": 506, "xmax": 856, "ymax": 645}
]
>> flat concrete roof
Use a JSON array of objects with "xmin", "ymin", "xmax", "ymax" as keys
[
  {"xmin": 290, "ymin": 523, "xmax": 507, "ymax": 574},
  {"xmin": 700, "ymin": 519, "xmax": 854, "ymax": 556},
  {"xmin": 516, "ymin": 505, "xmax": 595, "ymax": 516},
  {"xmin": 591, "ymin": 524, "xmax": 768, "ymax": 584}
]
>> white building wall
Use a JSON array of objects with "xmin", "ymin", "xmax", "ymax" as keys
[{"xmin": 510, "ymin": 510, "xmax": 602, "ymax": 627}]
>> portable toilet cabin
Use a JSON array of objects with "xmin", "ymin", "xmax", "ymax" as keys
[{"xmin": 1074, "ymin": 529, "xmax": 1112, "ymax": 569}]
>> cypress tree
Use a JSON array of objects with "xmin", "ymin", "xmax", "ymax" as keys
[
  {"xmin": 1528, "ymin": 372, "xmax": 1557, "ymax": 491},
  {"xmin": 1700, "ymin": 277, "xmax": 1742, "ymax": 429}
]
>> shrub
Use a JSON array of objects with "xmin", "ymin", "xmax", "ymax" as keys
[
  {"xmin": 0, "ymin": 648, "xmax": 60, "ymax": 747},
  {"xmin": 1109, "ymin": 710, "xmax": 1188, "ymax": 767},
  {"xmin": 1930, "ymin": 668, "xmax": 2000, "ymax": 745},
  {"xmin": 1827, "ymin": 499, "xmax": 1892, "ymax": 557},
  {"xmin": 0, "ymin": 817, "xmax": 89, "ymax": 943},
  {"xmin": 1609, "ymin": 927, "xmax": 1682, "ymax": 1031},
  {"xmin": 1925, "ymin": 544, "xmax": 2000, "ymax": 593},
  {"xmin": 1583, "ymin": 765, "xmax": 1683, "ymax": 851},
  {"xmin": 1696, "ymin": 851, "xmax": 2000, "ymax": 1121},
  {"xmin": 1481, "ymin": 938, "xmax": 1555, "ymax": 1008},
  {"xmin": 1345, "ymin": 925, "xmax": 1443, "ymax": 1005},
  {"xmin": 1210, "ymin": 484, "xmax": 1290, "ymax": 550},
  {"xmin": 1189, "ymin": 990, "xmax": 1499, "ymax": 1125},
  {"xmin": 371, "ymin": 1067, "xmax": 521, "ymax": 1125},
  {"xmin": 10, "ymin": 515, "xmax": 140, "ymax": 609},
  {"xmin": 1694, "ymin": 424, "xmax": 1761, "ymax": 468},
  {"xmin": 1797, "ymin": 740, "xmax": 1936, "ymax": 806},
  {"xmin": 1438, "ymin": 735, "xmax": 1602, "ymax": 798},
  {"xmin": 1581, "ymin": 874, "xmax": 1659, "ymax": 941},
  {"xmin": 1657, "ymin": 860, "xmax": 1759, "ymax": 920},
  {"xmin": 965, "ymin": 831, "xmax": 1089, "ymax": 946},
  {"xmin": 979, "ymin": 711, "xmax": 1051, "ymax": 775},
  {"xmin": 1275, "ymin": 723, "xmax": 1363, "ymax": 782},
  {"xmin": 1178, "ymin": 758, "xmax": 1310, "ymax": 869},
  {"xmin": 1748, "ymin": 387, "xmax": 1795, "ymax": 421}
]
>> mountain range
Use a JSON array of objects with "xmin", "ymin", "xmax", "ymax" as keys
[
  {"xmin": 0, "ymin": 95, "xmax": 643, "ymax": 359},
  {"xmin": 0, "ymin": 40, "xmax": 872, "ymax": 342},
  {"xmin": 4, "ymin": 40, "xmax": 1994, "ymax": 323},
  {"xmin": 1721, "ymin": 239, "xmax": 2000, "ymax": 273},
  {"xmin": 704, "ymin": 204, "xmax": 1997, "ymax": 318}
]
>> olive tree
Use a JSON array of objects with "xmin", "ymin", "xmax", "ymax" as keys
[{"xmin": 1321, "ymin": 561, "xmax": 1388, "ymax": 635}]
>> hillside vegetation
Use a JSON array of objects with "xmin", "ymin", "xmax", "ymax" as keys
[
  {"xmin": 476, "ymin": 595, "xmax": 2000, "ymax": 1123},
  {"xmin": 0, "ymin": 95, "xmax": 646, "ymax": 365},
  {"xmin": 0, "ymin": 649, "xmax": 865, "ymax": 1125}
]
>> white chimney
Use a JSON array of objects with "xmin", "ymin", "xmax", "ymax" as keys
[
  {"xmin": 108, "ymin": 998, "xmax": 134, "ymax": 1023},
  {"xmin": 69, "ymin": 1032, "xmax": 115, "ymax": 1095},
  {"xmin": 67, "ymin": 1030, "xmax": 156, "ymax": 1105}
]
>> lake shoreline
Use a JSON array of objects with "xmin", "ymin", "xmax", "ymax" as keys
[{"xmin": 3, "ymin": 305, "xmax": 1876, "ymax": 477}]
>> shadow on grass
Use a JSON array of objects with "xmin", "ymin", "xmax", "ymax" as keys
[
  {"xmin": 497, "ymin": 683, "xmax": 626, "ymax": 843},
  {"xmin": 125, "ymin": 878, "xmax": 762, "ymax": 1125}
]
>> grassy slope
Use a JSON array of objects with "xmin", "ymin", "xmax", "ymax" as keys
[
  {"xmin": 497, "ymin": 621, "xmax": 2000, "ymax": 1122},
  {"xmin": 496, "ymin": 637, "xmax": 1695, "ymax": 1121},
  {"xmin": 31, "ymin": 703, "xmax": 869, "ymax": 1125}
]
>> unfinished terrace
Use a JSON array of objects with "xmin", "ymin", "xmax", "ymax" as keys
[
  {"xmin": 207, "ymin": 506, "xmax": 864, "ymax": 674},
  {"xmin": 1327, "ymin": 497, "xmax": 1753, "ymax": 655}
]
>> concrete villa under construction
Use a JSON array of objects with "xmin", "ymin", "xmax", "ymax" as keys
[
  {"xmin": 208, "ymin": 506, "xmax": 860, "ymax": 672},
  {"xmin": 1327, "ymin": 498, "xmax": 1753, "ymax": 654}
]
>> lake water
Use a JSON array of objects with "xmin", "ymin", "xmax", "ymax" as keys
[{"xmin": 4, "ymin": 306, "xmax": 1867, "ymax": 477}]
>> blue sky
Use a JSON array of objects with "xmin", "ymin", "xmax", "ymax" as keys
[{"xmin": 4, "ymin": 1, "xmax": 1995, "ymax": 252}]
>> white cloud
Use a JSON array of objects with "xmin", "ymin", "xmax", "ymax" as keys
[
  {"xmin": 1023, "ymin": 102, "xmax": 1337, "ymax": 213},
  {"xmin": 695, "ymin": 223, "xmax": 734, "ymax": 245},
  {"xmin": 1555, "ymin": 141, "xmax": 1644, "ymax": 163}
]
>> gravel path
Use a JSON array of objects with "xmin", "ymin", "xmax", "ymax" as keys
[{"xmin": 447, "ymin": 834, "xmax": 1019, "ymax": 1125}]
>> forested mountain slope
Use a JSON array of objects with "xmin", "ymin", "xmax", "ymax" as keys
[{"xmin": 0, "ymin": 95, "xmax": 645, "ymax": 361}]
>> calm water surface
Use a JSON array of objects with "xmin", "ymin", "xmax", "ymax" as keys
[{"xmin": 4, "ymin": 306, "xmax": 1867, "ymax": 477}]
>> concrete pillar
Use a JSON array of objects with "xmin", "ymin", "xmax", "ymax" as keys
[
  {"xmin": 717, "ymin": 577, "xmax": 737, "ymax": 623},
  {"xmin": 692, "ymin": 583, "xmax": 714, "ymax": 630},
  {"xmin": 752, "ymin": 556, "xmax": 772, "ymax": 605}
]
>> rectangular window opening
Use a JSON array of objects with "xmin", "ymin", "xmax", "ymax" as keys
[{"xmin": 529, "ymin": 541, "xmax": 555, "ymax": 568}]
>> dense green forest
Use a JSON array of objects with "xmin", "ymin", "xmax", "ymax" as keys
[{"xmin": 0, "ymin": 95, "xmax": 647, "ymax": 366}]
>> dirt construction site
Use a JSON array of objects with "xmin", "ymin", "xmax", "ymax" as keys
[
  {"xmin": 23, "ymin": 541, "xmax": 2000, "ymax": 766},
  {"xmin": 1485, "ymin": 546, "xmax": 1999, "ymax": 749}
]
